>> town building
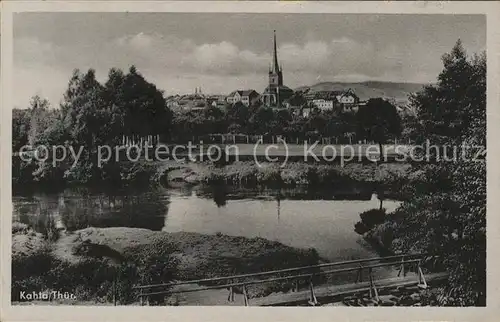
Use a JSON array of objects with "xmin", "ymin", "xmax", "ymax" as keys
[
  {"xmin": 302, "ymin": 88, "xmax": 361, "ymax": 114},
  {"xmin": 261, "ymin": 31, "xmax": 294, "ymax": 107},
  {"xmin": 336, "ymin": 89, "xmax": 360, "ymax": 112},
  {"xmin": 307, "ymin": 91, "xmax": 339, "ymax": 111},
  {"xmin": 166, "ymin": 94, "xmax": 181, "ymax": 111},
  {"xmin": 207, "ymin": 95, "xmax": 227, "ymax": 109},
  {"xmin": 302, "ymin": 107, "xmax": 313, "ymax": 118},
  {"xmin": 226, "ymin": 89, "xmax": 260, "ymax": 106},
  {"xmin": 312, "ymin": 99, "xmax": 335, "ymax": 110},
  {"xmin": 168, "ymin": 88, "xmax": 207, "ymax": 112}
]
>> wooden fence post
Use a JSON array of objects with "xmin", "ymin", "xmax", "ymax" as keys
[
  {"xmin": 355, "ymin": 265, "xmax": 363, "ymax": 283},
  {"xmin": 417, "ymin": 262, "xmax": 428, "ymax": 289},
  {"xmin": 242, "ymin": 284, "xmax": 249, "ymax": 306},
  {"xmin": 308, "ymin": 279, "xmax": 318, "ymax": 306},
  {"xmin": 368, "ymin": 268, "xmax": 379, "ymax": 302},
  {"xmin": 398, "ymin": 256, "xmax": 405, "ymax": 277},
  {"xmin": 113, "ymin": 276, "xmax": 117, "ymax": 306},
  {"xmin": 227, "ymin": 278, "xmax": 235, "ymax": 302}
]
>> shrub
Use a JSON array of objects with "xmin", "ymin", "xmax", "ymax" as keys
[
  {"xmin": 11, "ymin": 245, "xmax": 54, "ymax": 301},
  {"xmin": 12, "ymin": 222, "xmax": 29, "ymax": 234},
  {"xmin": 124, "ymin": 238, "xmax": 180, "ymax": 305},
  {"xmin": 11, "ymin": 237, "xmax": 180, "ymax": 305},
  {"xmin": 359, "ymin": 208, "xmax": 386, "ymax": 228}
]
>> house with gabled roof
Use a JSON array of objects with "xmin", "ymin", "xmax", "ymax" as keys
[
  {"xmin": 336, "ymin": 88, "xmax": 360, "ymax": 112},
  {"xmin": 226, "ymin": 89, "xmax": 260, "ymax": 106}
]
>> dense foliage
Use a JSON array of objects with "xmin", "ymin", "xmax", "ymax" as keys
[
  {"xmin": 171, "ymin": 101, "xmax": 362, "ymax": 143},
  {"xmin": 13, "ymin": 63, "xmax": 403, "ymax": 187},
  {"xmin": 368, "ymin": 40, "xmax": 486, "ymax": 306},
  {"xmin": 12, "ymin": 66, "xmax": 172, "ymax": 188},
  {"xmin": 356, "ymin": 98, "xmax": 402, "ymax": 156},
  {"xmin": 11, "ymin": 240, "xmax": 179, "ymax": 305}
]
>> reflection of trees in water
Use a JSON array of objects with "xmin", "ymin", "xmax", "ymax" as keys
[
  {"xmin": 276, "ymin": 191, "xmax": 281, "ymax": 221},
  {"xmin": 211, "ymin": 184, "xmax": 227, "ymax": 207},
  {"xmin": 197, "ymin": 184, "xmax": 285, "ymax": 220},
  {"xmin": 193, "ymin": 182, "xmax": 376, "ymax": 203},
  {"xmin": 193, "ymin": 184, "xmax": 228, "ymax": 207},
  {"xmin": 15, "ymin": 197, "xmax": 60, "ymax": 241},
  {"xmin": 57, "ymin": 187, "xmax": 170, "ymax": 231}
]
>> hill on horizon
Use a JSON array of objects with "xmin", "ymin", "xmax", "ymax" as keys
[{"xmin": 295, "ymin": 81, "xmax": 428, "ymax": 105}]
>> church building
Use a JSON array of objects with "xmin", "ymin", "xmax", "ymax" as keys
[{"xmin": 261, "ymin": 31, "xmax": 294, "ymax": 108}]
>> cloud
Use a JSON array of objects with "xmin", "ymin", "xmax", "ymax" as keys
[
  {"xmin": 279, "ymin": 41, "xmax": 331, "ymax": 71},
  {"xmin": 110, "ymin": 32, "xmax": 408, "ymax": 80},
  {"xmin": 14, "ymin": 32, "xmax": 442, "ymax": 106},
  {"xmin": 190, "ymin": 41, "xmax": 268, "ymax": 75},
  {"xmin": 115, "ymin": 32, "xmax": 155, "ymax": 50}
]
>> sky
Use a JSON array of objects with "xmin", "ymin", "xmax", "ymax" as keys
[{"xmin": 13, "ymin": 13, "xmax": 486, "ymax": 108}]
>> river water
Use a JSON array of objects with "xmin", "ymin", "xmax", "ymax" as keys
[{"xmin": 12, "ymin": 184, "xmax": 400, "ymax": 262}]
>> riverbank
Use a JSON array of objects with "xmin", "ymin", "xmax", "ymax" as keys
[
  {"xmin": 162, "ymin": 161, "xmax": 412, "ymax": 198},
  {"xmin": 14, "ymin": 151, "xmax": 415, "ymax": 200},
  {"xmin": 12, "ymin": 224, "xmax": 322, "ymax": 305}
]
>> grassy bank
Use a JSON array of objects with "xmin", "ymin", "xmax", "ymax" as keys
[
  {"xmin": 165, "ymin": 161, "xmax": 411, "ymax": 185},
  {"xmin": 12, "ymin": 225, "xmax": 322, "ymax": 305}
]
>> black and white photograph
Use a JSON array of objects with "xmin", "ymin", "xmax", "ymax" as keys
[{"xmin": 1, "ymin": 1, "xmax": 497, "ymax": 319}]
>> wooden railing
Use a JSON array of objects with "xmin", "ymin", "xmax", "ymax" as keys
[{"xmin": 133, "ymin": 253, "xmax": 442, "ymax": 306}]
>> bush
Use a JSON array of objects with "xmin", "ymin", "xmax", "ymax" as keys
[
  {"xmin": 11, "ymin": 245, "xmax": 54, "ymax": 301},
  {"xmin": 12, "ymin": 222, "xmax": 29, "ymax": 234},
  {"xmin": 124, "ymin": 238, "xmax": 180, "ymax": 305},
  {"xmin": 12, "ymin": 237, "xmax": 180, "ymax": 305},
  {"xmin": 359, "ymin": 208, "xmax": 386, "ymax": 228}
]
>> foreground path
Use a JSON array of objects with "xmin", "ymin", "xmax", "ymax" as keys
[
  {"xmin": 252, "ymin": 272, "xmax": 448, "ymax": 306},
  {"xmin": 136, "ymin": 254, "xmax": 446, "ymax": 307},
  {"xmin": 162, "ymin": 273, "xmax": 447, "ymax": 306}
]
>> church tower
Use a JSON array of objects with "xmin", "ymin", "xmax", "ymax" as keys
[
  {"xmin": 262, "ymin": 30, "xmax": 293, "ymax": 107},
  {"xmin": 269, "ymin": 30, "xmax": 283, "ymax": 87}
]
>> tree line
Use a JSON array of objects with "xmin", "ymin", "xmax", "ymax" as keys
[
  {"xmin": 14, "ymin": 69, "xmax": 410, "ymax": 150},
  {"xmin": 12, "ymin": 66, "xmax": 172, "ymax": 186},
  {"xmin": 371, "ymin": 40, "xmax": 486, "ymax": 306},
  {"xmin": 13, "ymin": 63, "xmax": 406, "ymax": 186}
]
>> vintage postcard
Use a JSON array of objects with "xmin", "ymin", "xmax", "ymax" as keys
[{"xmin": 1, "ymin": 1, "xmax": 499, "ymax": 321}]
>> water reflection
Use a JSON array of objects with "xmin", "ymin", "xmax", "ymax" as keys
[
  {"xmin": 193, "ymin": 182, "xmax": 376, "ymax": 203},
  {"xmin": 14, "ymin": 195, "xmax": 61, "ymax": 240},
  {"xmin": 210, "ymin": 184, "xmax": 228, "ymax": 207},
  {"xmin": 163, "ymin": 185, "xmax": 398, "ymax": 262},
  {"xmin": 12, "ymin": 183, "xmax": 398, "ymax": 262},
  {"xmin": 13, "ymin": 187, "xmax": 170, "ymax": 232},
  {"xmin": 13, "ymin": 184, "xmax": 382, "ymax": 234}
]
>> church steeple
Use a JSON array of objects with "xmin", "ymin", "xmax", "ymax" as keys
[
  {"xmin": 263, "ymin": 30, "xmax": 293, "ymax": 108},
  {"xmin": 272, "ymin": 30, "xmax": 280, "ymax": 74},
  {"xmin": 269, "ymin": 30, "xmax": 283, "ymax": 87}
]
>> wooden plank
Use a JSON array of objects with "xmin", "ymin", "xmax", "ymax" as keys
[
  {"xmin": 138, "ymin": 260, "xmax": 418, "ymax": 298},
  {"xmin": 133, "ymin": 255, "xmax": 426, "ymax": 290},
  {"xmin": 252, "ymin": 272, "xmax": 448, "ymax": 306},
  {"xmin": 133, "ymin": 254, "xmax": 429, "ymax": 289}
]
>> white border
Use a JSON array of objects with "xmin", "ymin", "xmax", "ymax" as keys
[{"xmin": 1, "ymin": 2, "xmax": 499, "ymax": 321}]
